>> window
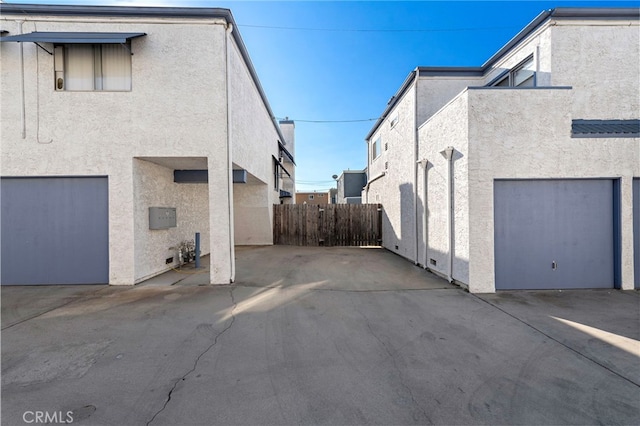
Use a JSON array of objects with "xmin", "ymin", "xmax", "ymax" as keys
[
  {"xmin": 54, "ymin": 43, "xmax": 132, "ymax": 91},
  {"xmin": 491, "ymin": 55, "xmax": 535, "ymax": 88},
  {"xmin": 273, "ymin": 157, "xmax": 279, "ymax": 191},
  {"xmin": 372, "ymin": 137, "xmax": 381, "ymax": 160},
  {"xmin": 309, "ymin": 195, "xmax": 314, "ymax": 200}
]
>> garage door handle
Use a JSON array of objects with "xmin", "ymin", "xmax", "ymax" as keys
[{"xmin": 551, "ymin": 261, "xmax": 557, "ymax": 270}]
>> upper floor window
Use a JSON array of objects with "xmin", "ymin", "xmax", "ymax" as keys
[
  {"xmin": 492, "ymin": 55, "xmax": 535, "ymax": 88},
  {"xmin": 372, "ymin": 137, "xmax": 381, "ymax": 160},
  {"xmin": 54, "ymin": 43, "xmax": 132, "ymax": 91}
]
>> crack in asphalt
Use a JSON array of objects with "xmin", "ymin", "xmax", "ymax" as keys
[
  {"xmin": 350, "ymin": 296, "xmax": 433, "ymax": 425},
  {"xmin": 146, "ymin": 286, "xmax": 238, "ymax": 426}
]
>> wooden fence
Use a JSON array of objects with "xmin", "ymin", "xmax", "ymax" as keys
[{"xmin": 273, "ymin": 204, "xmax": 382, "ymax": 246}]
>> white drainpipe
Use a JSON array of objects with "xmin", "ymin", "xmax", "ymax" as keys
[
  {"xmin": 441, "ymin": 146, "xmax": 454, "ymax": 283},
  {"xmin": 412, "ymin": 77, "xmax": 419, "ymax": 265},
  {"xmin": 18, "ymin": 20, "xmax": 26, "ymax": 139},
  {"xmin": 417, "ymin": 159, "xmax": 429, "ymax": 269},
  {"xmin": 225, "ymin": 23, "xmax": 236, "ymax": 283}
]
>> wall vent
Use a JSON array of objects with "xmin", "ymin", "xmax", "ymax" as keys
[{"xmin": 430, "ymin": 258, "xmax": 437, "ymax": 266}]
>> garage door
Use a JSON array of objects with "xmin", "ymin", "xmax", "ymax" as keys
[
  {"xmin": 1, "ymin": 177, "xmax": 109, "ymax": 285},
  {"xmin": 634, "ymin": 178, "xmax": 639, "ymax": 289},
  {"xmin": 494, "ymin": 179, "xmax": 616, "ymax": 290}
]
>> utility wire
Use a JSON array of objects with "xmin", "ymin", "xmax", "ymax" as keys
[
  {"xmin": 276, "ymin": 117, "xmax": 378, "ymax": 123},
  {"xmin": 238, "ymin": 24, "xmax": 517, "ymax": 33}
]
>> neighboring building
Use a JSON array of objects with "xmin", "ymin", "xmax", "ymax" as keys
[
  {"xmin": 363, "ymin": 7, "xmax": 639, "ymax": 293},
  {"xmin": 0, "ymin": 3, "xmax": 295, "ymax": 286},
  {"xmin": 295, "ymin": 191, "xmax": 330, "ymax": 205},
  {"xmin": 328, "ymin": 188, "xmax": 338, "ymax": 204},
  {"xmin": 278, "ymin": 119, "xmax": 296, "ymax": 203},
  {"xmin": 336, "ymin": 170, "xmax": 367, "ymax": 204}
]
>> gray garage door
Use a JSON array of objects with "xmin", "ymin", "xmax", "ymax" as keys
[
  {"xmin": 494, "ymin": 179, "xmax": 616, "ymax": 290},
  {"xmin": 634, "ymin": 178, "xmax": 639, "ymax": 289},
  {"xmin": 1, "ymin": 177, "xmax": 109, "ymax": 285}
]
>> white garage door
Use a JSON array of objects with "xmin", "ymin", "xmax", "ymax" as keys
[{"xmin": 494, "ymin": 179, "xmax": 617, "ymax": 290}]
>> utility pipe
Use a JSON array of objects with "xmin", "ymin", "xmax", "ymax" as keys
[
  {"xmin": 18, "ymin": 20, "xmax": 26, "ymax": 139},
  {"xmin": 225, "ymin": 23, "xmax": 236, "ymax": 283},
  {"xmin": 417, "ymin": 159, "xmax": 429, "ymax": 269},
  {"xmin": 412, "ymin": 76, "xmax": 419, "ymax": 265},
  {"xmin": 363, "ymin": 171, "xmax": 386, "ymax": 197},
  {"xmin": 441, "ymin": 146, "xmax": 454, "ymax": 283},
  {"xmin": 195, "ymin": 232, "xmax": 201, "ymax": 269}
]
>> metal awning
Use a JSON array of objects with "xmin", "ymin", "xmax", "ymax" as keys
[
  {"xmin": 572, "ymin": 119, "xmax": 640, "ymax": 137},
  {"xmin": 278, "ymin": 141, "xmax": 296, "ymax": 165},
  {"xmin": 0, "ymin": 31, "xmax": 146, "ymax": 44},
  {"xmin": 273, "ymin": 156, "xmax": 291, "ymax": 178}
]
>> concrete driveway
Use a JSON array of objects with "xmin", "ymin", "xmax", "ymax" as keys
[{"xmin": 2, "ymin": 246, "xmax": 639, "ymax": 425}]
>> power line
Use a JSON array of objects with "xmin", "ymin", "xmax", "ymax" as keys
[
  {"xmin": 276, "ymin": 117, "xmax": 378, "ymax": 123},
  {"xmin": 238, "ymin": 24, "xmax": 517, "ymax": 33}
]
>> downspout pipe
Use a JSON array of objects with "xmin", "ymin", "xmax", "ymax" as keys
[
  {"xmin": 441, "ymin": 146, "xmax": 454, "ymax": 283},
  {"xmin": 363, "ymin": 171, "xmax": 386, "ymax": 194},
  {"xmin": 417, "ymin": 159, "xmax": 429, "ymax": 269},
  {"xmin": 413, "ymin": 76, "xmax": 419, "ymax": 265},
  {"xmin": 18, "ymin": 20, "xmax": 26, "ymax": 139},
  {"xmin": 225, "ymin": 22, "xmax": 236, "ymax": 283}
]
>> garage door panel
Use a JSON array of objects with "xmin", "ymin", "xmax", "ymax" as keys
[
  {"xmin": 1, "ymin": 177, "xmax": 109, "ymax": 285},
  {"xmin": 495, "ymin": 179, "xmax": 614, "ymax": 290}
]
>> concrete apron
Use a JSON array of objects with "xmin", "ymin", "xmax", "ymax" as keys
[{"xmin": 1, "ymin": 246, "xmax": 639, "ymax": 425}]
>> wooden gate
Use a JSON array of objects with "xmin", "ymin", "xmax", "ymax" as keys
[{"xmin": 273, "ymin": 204, "xmax": 382, "ymax": 246}]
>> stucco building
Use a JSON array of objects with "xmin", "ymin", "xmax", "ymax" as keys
[
  {"xmin": 336, "ymin": 170, "xmax": 367, "ymax": 204},
  {"xmin": 364, "ymin": 7, "xmax": 639, "ymax": 292},
  {"xmin": 0, "ymin": 3, "xmax": 295, "ymax": 286},
  {"xmin": 295, "ymin": 191, "xmax": 331, "ymax": 205}
]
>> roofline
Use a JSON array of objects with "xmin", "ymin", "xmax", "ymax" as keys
[
  {"xmin": 0, "ymin": 3, "xmax": 288, "ymax": 144},
  {"xmin": 365, "ymin": 69, "xmax": 417, "ymax": 141},
  {"xmin": 0, "ymin": 3, "xmax": 234, "ymax": 18},
  {"xmin": 338, "ymin": 169, "xmax": 366, "ymax": 180},
  {"xmin": 364, "ymin": 7, "xmax": 639, "ymax": 141}
]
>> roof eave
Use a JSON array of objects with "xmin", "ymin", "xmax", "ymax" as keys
[
  {"xmin": 365, "ymin": 69, "xmax": 417, "ymax": 141},
  {"xmin": 0, "ymin": 3, "xmax": 288, "ymax": 145}
]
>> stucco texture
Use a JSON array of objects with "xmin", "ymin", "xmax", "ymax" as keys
[
  {"xmin": 1, "ymin": 13, "xmax": 287, "ymax": 285},
  {"xmin": 133, "ymin": 159, "xmax": 210, "ymax": 282}
]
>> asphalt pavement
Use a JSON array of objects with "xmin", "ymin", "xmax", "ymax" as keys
[{"xmin": 2, "ymin": 246, "xmax": 639, "ymax": 425}]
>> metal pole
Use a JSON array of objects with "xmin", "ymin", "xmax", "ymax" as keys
[{"xmin": 195, "ymin": 232, "xmax": 201, "ymax": 269}]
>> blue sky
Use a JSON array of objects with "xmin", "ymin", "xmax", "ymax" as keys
[{"xmin": 7, "ymin": 1, "xmax": 639, "ymax": 191}]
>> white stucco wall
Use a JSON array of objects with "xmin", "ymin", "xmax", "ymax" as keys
[
  {"xmin": 366, "ymin": 75, "xmax": 479, "ymax": 265},
  {"xmin": 418, "ymin": 93, "xmax": 470, "ymax": 286},
  {"xmin": 0, "ymin": 13, "xmax": 279, "ymax": 285},
  {"xmin": 466, "ymin": 88, "xmax": 639, "ymax": 292},
  {"xmin": 133, "ymin": 159, "xmax": 210, "ymax": 282},
  {"xmin": 416, "ymin": 76, "xmax": 482, "ymax": 125},
  {"xmin": 227, "ymin": 34, "xmax": 282, "ymax": 243},
  {"xmin": 368, "ymin": 15, "xmax": 638, "ymax": 293},
  {"xmin": 549, "ymin": 21, "xmax": 640, "ymax": 119},
  {"xmin": 366, "ymin": 82, "xmax": 417, "ymax": 261},
  {"xmin": 233, "ymin": 183, "xmax": 272, "ymax": 245}
]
